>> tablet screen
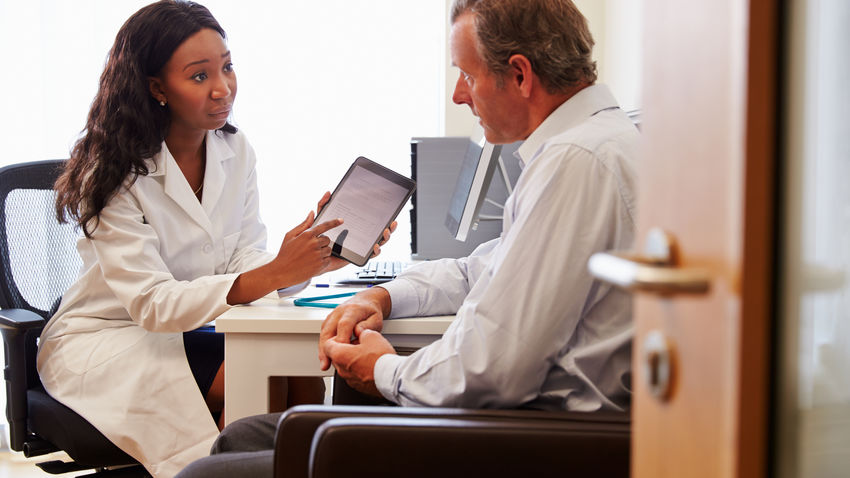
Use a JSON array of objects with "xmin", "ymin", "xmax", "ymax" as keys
[{"xmin": 314, "ymin": 157, "xmax": 416, "ymax": 266}]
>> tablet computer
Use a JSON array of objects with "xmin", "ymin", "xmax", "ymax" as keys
[{"xmin": 314, "ymin": 157, "xmax": 416, "ymax": 266}]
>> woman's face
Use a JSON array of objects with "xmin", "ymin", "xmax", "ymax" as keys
[{"xmin": 149, "ymin": 28, "xmax": 237, "ymax": 137}]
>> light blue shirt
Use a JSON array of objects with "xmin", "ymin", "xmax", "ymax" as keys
[{"xmin": 375, "ymin": 84, "xmax": 639, "ymax": 411}]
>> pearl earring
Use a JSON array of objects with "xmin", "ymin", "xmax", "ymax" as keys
[{"xmin": 160, "ymin": 100, "xmax": 166, "ymax": 106}]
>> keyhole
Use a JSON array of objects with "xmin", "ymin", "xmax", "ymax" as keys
[
  {"xmin": 648, "ymin": 350, "xmax": 660, "ymax": 387},
  {"xmin": 643, "ymin": 330, "xmax": 672, "ymax": 401}
]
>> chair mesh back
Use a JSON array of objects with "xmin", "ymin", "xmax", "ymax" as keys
[{"xmin": 0, "ymin": 161, "xmax": 81, "ymax": 319}]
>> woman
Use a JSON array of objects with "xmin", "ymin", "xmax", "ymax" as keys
[{"xmin": 37, "ymin": 1, "xmax": 385, "ymax": 476}]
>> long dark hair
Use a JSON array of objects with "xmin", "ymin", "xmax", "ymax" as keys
[{"xmin": 55, "ymin": 0, "xmax": 236, "ymax": 237}]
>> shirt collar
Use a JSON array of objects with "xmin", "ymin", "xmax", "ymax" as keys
[{"xmin": 514, "ymin": 84, "xmax": 620, "ymax": 168}]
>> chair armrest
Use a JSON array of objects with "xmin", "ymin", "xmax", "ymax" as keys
[
  {"xmin": 0, "ymin": 308, "xmax": 45, "ymax": 452},
  {"xmin": 273, "ymin": 405, "xmax": 629, "ymax": 478},
  {"xmin": 308, "ymin": 416, "xmax": 629, "ymax": 478},
  {"xmin": 0, "ymin": 308, "xmax": 46, "ymax": 331}
]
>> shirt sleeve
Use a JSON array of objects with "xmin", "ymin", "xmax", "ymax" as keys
[
  {"xmin": 380, "ymin": 239, "xmax": 499, "ymax": 318},
  {"xmin": 374, "ymin": 144, "xmax": 631, "ymax": 408}
]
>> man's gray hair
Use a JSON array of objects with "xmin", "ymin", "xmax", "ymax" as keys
[{"xmin": 450, "ymin": 0, "xmax": 597, "ymax": 92}]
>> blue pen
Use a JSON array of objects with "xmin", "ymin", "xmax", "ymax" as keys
[{"xmin": 315, "ymin": 283, "xmax": 330, "ymax": 288}]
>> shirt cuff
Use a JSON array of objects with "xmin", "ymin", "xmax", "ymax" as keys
[
  {"xmin": 374, "ymin": 353, "xmax": 406, "ymax": 403},
  {"xmin": 378, "ymin": 279, "xmax": 420, "ymax": 318}
]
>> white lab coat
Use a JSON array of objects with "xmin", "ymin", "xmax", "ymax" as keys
[{"xmin": 37, "ymin": 130, "xmax": 284, "ymax": 477}]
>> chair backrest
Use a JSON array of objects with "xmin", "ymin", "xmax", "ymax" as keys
[
  {"xmin": 0, "ymin": 160, "xmax": 81, "ymax": 320},
  {"xmin": 0, "ymin": 161, "xmax": 143, "ymax": 472}
]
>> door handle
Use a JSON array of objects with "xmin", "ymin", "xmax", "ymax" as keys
[{"xmin": 588, "ymin": 228, "xmax": 710, "ymax": 295}]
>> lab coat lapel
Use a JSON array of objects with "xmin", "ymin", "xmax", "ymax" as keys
[
  {"xmin": 162, "ymin": 158, "xmax": 212, "ymax": 234},
  {"xmin": 201, "ymin": 130, "xmax": 234, "ymax": 216},
  {"xmin": 153, "ymin": 132, "xmax": 235, "ymax": 236},
  {"xmin": 153, "ymin": 141, "xmax": 212, "ymax": 235}
]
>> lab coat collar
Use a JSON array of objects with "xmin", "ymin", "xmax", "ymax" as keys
[
  {"xmin": 515, "ymin": 84, "xmax": 620, "ymax": 168},
  {"xmin": 148, "ymin": 130, "xmax": 236, "ymax": 235}
]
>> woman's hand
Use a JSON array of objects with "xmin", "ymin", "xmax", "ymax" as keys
[
  {"xmin": 272, "ymin": 211, "xmax": 342, "ymax": 286},
  {"xmin": 314, "ymin": 190, "xmax": 398, "ymax": 273},
  {"xmin": 374, "ymin": 221, "xmax": 397, "ymax": 256},
  {"xmin": 316, "ymin": 191, "xmax": 331, "ymax": 214},
  {"xmin": 313, "ymin": 192, "xmax": 348, "ymax": 272},
  {"xmin": 226, "ymin": 211, "xmax": 340, "ymax": 306}
]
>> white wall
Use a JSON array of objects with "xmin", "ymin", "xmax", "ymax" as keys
[
  {"xmin": 0, "ymin": 0, "xmax": 641, "ymax": 252},
  {"xmin": 443, "ymin": 0, "xmax": 643, "ymax": 137},
  {"xmin": 0, "ymin": 0, "xmax": 446, "ymax": 261}
]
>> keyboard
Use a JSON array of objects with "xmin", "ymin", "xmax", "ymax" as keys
[{"xmin": 336, "ymin": 260, "xmax": 409, "ymax": 285}]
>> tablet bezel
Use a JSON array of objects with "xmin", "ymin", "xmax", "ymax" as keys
[{"xmin": 314, "ymin": 156, "xmax": 416, "ymax": 266}]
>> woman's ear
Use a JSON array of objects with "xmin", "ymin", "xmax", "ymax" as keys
[
  {"xmin": 148, "ymin": 77, "xmax": 166, "ymax": 105},
  {"xmin": 508, "ymin": 54, "xmax": 534, "ymax": 98}
]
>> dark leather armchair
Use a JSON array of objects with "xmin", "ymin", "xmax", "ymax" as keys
[
  {"xmin": 0, "ymin": 160, "xmax": 147, "ymax": 476},
  {"xmin": 273, "ymin": 404, "xmax": 630, "ymax": 477}
]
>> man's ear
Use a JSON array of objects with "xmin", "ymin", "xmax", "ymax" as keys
[
  {"xmin": 508, "ymin": 54, "xmax": 534, "ymax": 98},
  {"xmin": 148, "ymin": 77, "xmax": 166, "ymax": 104}
]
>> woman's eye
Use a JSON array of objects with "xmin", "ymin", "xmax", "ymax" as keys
[
  {"xmin": 224, "ymin": 62, "xmax": 234, "ymax": 73},
  {"xmin": 192, "ymin": 72, "xmax": 208, "ymax": 82}
]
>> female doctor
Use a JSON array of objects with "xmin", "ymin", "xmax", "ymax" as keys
[{"xmin": 36, "ymin": 1, "xmax": 390, "ymax": 477}]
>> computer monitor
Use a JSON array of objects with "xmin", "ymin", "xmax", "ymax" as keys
[{"xmin": 444, "ymin": 137, "xmax": 504, "ymax": 242}]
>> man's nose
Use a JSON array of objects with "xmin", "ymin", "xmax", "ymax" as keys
[{"xmin": 452, "ymin": 74, "xmax": 470, "ymax": 106}]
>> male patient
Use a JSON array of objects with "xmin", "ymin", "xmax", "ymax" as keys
[{"xmin": 178, "ymin": 0, "xmax": 638, "ymax": 475}]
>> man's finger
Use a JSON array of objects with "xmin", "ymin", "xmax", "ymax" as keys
[
  {"xmin": 336, "ymin": 315, "xmax": 357, "ymax": 344},
  {"xmin": 323, "ymin": 337, "xmax": 352, "ymax": 365},
  {"xmin": 321, "ymin": 338, "xmax": 337, "ymax": 363},
  {"xmin": 358, "ymin": 328, "xmax": 377, "ymax": 341},
  {"xmin": 357, "ymin": 327, "xmax": 384, "ymax": 345},
  {"xmin": 318, "ymin": 313, "xmax": 341, "ymax": 369}
]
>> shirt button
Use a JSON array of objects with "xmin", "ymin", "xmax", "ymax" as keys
[{"xmin": 203, "ymin": 243, "xmax": 213, "ymax": 253}]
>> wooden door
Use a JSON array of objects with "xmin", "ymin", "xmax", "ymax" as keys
[{"xmin": 632, "ymin": 0, "xmax": 779, "ymax": 476}]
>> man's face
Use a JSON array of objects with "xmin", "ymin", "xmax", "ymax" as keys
[{"xmin": 450, "ymin": 12, "xmax": 528, "ymax": 144}]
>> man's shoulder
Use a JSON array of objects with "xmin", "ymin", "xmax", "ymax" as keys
[
  {"xmin": 519, "ymin": 110, "xmax": 639, "ymax": 209},
  {"xmin": 546, "ymin": 109, "xmax": 639, "ymax": 157}
]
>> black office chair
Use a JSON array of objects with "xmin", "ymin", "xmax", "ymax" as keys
[{"xmin": 0, "ymin": 160, "xmax": 147, "ymax": 476}]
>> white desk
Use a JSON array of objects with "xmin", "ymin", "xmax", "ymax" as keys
[{"xmin": 216, "ymin": 290, "xmax": 454, "ymax": 425}]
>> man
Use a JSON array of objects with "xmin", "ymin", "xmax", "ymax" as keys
[
  {"xmin": 320, "ymin": 0, "xmax": 635, "ymax": 410},
  {"xmin": 177, "ymin": 0, "xmax": 637, "ymax": 475}
]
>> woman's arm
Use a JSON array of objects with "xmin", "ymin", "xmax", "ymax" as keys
[{"xmin": 226, "ymin": 212, "xmax": 341, "ymax": 304}]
